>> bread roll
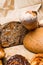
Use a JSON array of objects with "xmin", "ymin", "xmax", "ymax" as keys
[
  {"xmin": 20, "ymin": 11, "xmax": 38, "ymax": 30},
  {"xmin": 1, "ymin": 21, "xmax": 27, "ymax": 47},
  {"xmin": 0, "ymin": 60, "xmax": 3, "ymax": 65},
  {"xmin": 6, "ymin": 54, "xmax": 30, "ymax": 65},
  {"xmin": 23, "ymin": 27, "xmax": 43, "ymax": 53},
  {"xmin": 31, "ymin": 54, "xmax": 43, "ymax": 65},
  {"xmin": 0, "ymin": 47, "xmax": 5, "ymax": 59}
]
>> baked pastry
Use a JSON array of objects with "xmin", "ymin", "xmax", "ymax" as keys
[
  {"xmin": 23, "ymin": 27, "xmax": 43, "ymax": 53},
  {"xmin": 31, "ymin": 54, "xmax": 43, "ymax": 65},
  {"xmin": 0, "ymin": 60, "xmax": 3, "ymax": 65},
  {"xmin": 0, "ymin": 47, "xmax": 5, "ymax": 59},
  {"xmin": 1, "ymin": 21, "xmax": 27, "ymax": 47},
  {"xmin": 20, "ymin": 11, "xmax": 38, "ymax": 30},
  {"xmin": 6, "ymin": 54, "xmax": 30, "ymax": 65}
]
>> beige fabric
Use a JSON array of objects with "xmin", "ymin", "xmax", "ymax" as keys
[
  {"xmin": 0, "ymin": 0, "xmax": 43, "ymax": 24},
  {"xmin": 0, "ymin": 0, "xmax": 14, "ymax": 16},
  {"xmin": 15, "ymin": 0, "xmax": 41, "ymax": 9},
  {"xmin": 4, "ymin": 45, "xmax": 34, "ymax": 61},
  {"xmin": 0, "ymin": 0, "xmax": 42, "ymax": 9}
]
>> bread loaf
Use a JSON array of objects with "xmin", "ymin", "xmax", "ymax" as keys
[
  {"xmin": 1, "ymin": 21, "xmax": 27, "ymax": 47},
  {"xmin": 23, "ymin": 27, "xmax": 43, "ymax": 53}
]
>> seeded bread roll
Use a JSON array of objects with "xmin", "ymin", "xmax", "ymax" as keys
[
  {"xmin": 31, "ymin": 54, "xmax": 43, "ymax": 65},
  {"xmin": 1, "ymin": 21, "xmax": 27, "ymax": 47},
  {"xmin": 6, "ymin": 54, "xmax": 30, "ymax": 65},
  {"xmin": 23, "ymin": 27, "xmax": 43, "ymax": 53}
]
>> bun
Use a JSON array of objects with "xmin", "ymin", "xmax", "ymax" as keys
[
  {"xmin": 0, "ymin": 47, "xmax": 5, "ymax": 59},
  {"xmin": 20, "ymin": 11, "xmax": 38, "ymax": 30},
  {"xmin": 6, "ymin": 54, "xmax": 30, "ymax": 65},
  {"xmin": 31, "ymin": 54, "xmax": 43, "ymax": 65},
  {"xmin": 23, "ymin": 27, "xmax": 43, "ymax": 53}
]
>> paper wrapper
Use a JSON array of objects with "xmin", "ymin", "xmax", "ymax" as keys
[{"xmin": 4, "ymin": 45, "xmax": 35, "ymax": 62}]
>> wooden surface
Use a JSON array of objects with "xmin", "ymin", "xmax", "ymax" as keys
[{"xmin": 15, "ymin": 0, "xmax": 41, "ymax": 9}]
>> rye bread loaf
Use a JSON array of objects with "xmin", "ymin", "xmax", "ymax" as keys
[{"xmin": 1, "ymin": 21, "xmax": 28, "ymax": 47}]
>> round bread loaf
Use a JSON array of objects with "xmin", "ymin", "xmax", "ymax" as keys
[
  {"xmin": 23, "ymin": 27, "xmax": 43, "ymax": 53},
  {"xmin": 6, "ymin": 54, "xmax": 30, "ymax": 65},
  {"xmin": 1, "ymin": 21, "xmax": 27, "ymax": 47},
  {"xmin": 31, "ymin": 54, "xmax": 43, "ymax": 65}
]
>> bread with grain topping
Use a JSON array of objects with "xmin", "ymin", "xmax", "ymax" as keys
[
  {"xmin": 6, "ymin": 54, "xmax": 30, "ymax": 65},
  {"xmin": 1, "ymin": 21, "xmax": 28, "ymax": 47}
]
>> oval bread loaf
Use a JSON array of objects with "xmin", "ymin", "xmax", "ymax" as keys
[{"xmin": 23, "ymin": 27, "xmax": 43, "ymax": 53}]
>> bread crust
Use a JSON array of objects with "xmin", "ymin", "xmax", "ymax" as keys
[
  {"xmin": 23, "ymin": 27, "xmax": 43, "ymax": 53},
  {"xmin": 1, "ymin": 21, "xmax": 27, "ymax": 47}
]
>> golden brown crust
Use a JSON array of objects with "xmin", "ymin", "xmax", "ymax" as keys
[
  {"xmin": 31, "ymin": 54, "xmax": 43, "ymax": 65},
  {"xmin": 23, "ymin": 27, "xmax": 43, "ymax": 53},
  {"xmin": 22, "ymin": 20, "xmax": 37, "ymax": 30},
  {"xmin": 21, "ymin": 11, "xmax": 38, "ymax": 30}
]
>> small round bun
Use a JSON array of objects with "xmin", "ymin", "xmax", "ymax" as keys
[
  {"xmin": 23, "ymin": 27, "xmax": 43, "ymax": 53},
  {"xmin": 20, "ymin": 11, "xmax": 38, "ymax": 30},
  {"xmin": 31, "ymin": 54, "xmax": 43, "ymax": 65}
]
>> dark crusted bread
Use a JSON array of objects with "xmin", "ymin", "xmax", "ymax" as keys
[
  {"xmin": 1, "ymin": 21, "xmax": 28, "ymax": 47},
  {"xmin": 6, "ymin": 54, "xmax": 30, "ymax": 65}
]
